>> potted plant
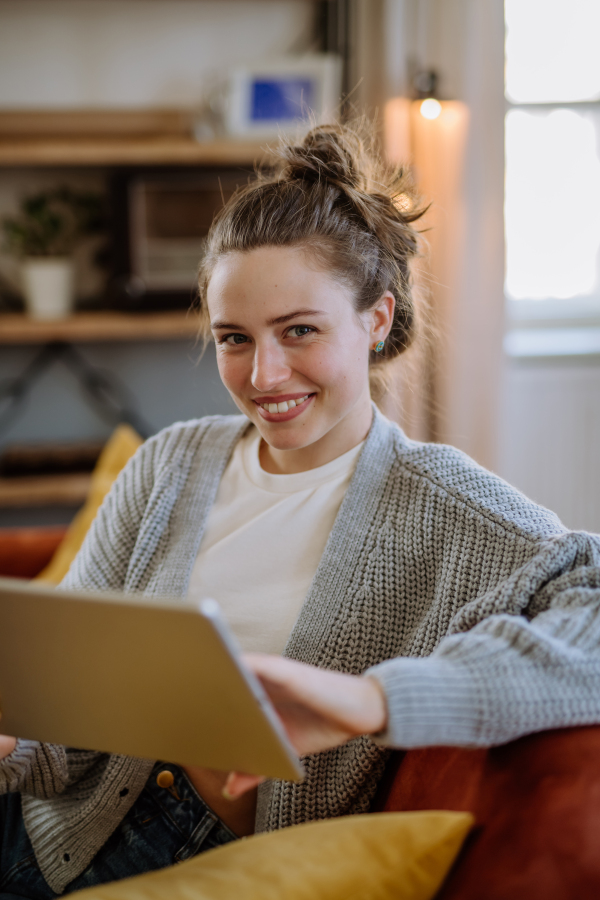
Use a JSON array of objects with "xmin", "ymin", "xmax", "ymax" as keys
[{"xmin": 1, "ymin": 187, "xmax": 105, "ymax": 320}]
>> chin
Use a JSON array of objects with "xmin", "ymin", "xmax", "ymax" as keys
[{"xmin": 256, "ymin": 424, "xmax": 317, "ymax": 452}]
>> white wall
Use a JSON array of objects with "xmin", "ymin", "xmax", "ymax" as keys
[
  {"xmin": 498, "ymin": 357, "xmax": 600, "ymax": 532},
  {"xmin": 0, "ymin": 0, "xmax": 313, "ymax": 108}
]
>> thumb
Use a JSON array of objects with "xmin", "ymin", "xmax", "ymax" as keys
[{"xmin": 222, "ymin": 771, "xmax": 265, "ymax": 799}]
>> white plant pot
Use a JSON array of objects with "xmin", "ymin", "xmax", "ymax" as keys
[{"xmin": 21, "ymin": 258, "xmax": 75, "ymax": 320}]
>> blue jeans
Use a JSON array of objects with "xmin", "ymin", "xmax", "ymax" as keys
[{"xmin": 0, "ymin": 763, "xmax": 237, "ymax": 898}]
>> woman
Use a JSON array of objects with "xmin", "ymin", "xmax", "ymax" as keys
[{"xmin": 2, "ymin": 122, "xmax": 600, "ymax": 897}]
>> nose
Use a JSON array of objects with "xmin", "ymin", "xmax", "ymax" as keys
[{"xmin": 251, "ymin": 340, "xmax": 292, "ymax": 393}]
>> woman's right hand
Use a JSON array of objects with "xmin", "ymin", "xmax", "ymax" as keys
[
  {"xmin": 243, "ymin": 653, "xmax": 388, "ymax": 756},
  {"xmin": 0, "ymin": 735, "xmax": 16, "ymax": 759},
  {"xmin": 223, "ymin": 653, "xmax": 388, "ymax": 799}
]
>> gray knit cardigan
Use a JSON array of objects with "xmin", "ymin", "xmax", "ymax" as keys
[{"xmin": 3, "ymin": 408, "xmax": 600, "ymax": 893}]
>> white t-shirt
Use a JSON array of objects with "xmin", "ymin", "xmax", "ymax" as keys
[{"xmin": 187, "ymin": 426, "xmax": 363, "ymax": 655}]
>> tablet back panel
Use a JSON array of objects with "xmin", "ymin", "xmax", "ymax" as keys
[{"xmin": 0, "ymin": 578, "xmax": 302, "ymax": 781}]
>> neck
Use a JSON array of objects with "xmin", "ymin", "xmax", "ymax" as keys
[{"xmin": 259, "ymin": 400, "xmax": 374, "ymax": 475}]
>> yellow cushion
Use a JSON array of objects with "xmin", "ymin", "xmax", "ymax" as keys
[
  {"xmin": 36, "ymin": 424, "xmax": 143, "ymax": 584},
  {"xmin": 72, "ymin": 811, "xmax": 473, "ymax": 900}
]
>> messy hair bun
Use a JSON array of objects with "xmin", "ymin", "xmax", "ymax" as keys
[{"xmin": 199, "ymin": 120, "xmax": 426, "ymax": 394}]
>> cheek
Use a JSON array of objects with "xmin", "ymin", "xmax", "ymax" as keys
[
  {"xmin": 216, "ymin": 351, "xmax": 248, "ymax": 395},
  {"xmin": 303, "ymin": 332, "xmax": 368, "ymax": 394}
]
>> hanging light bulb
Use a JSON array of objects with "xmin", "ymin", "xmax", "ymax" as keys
[
  {"xmin": 384, "ymin": 68, "xmax": 467, "ymax": 171},
  {"xmin": 420, "ymin": 98, "xmax": 442, "ymax": 119},
  {"xmin": 412, "ymin": 71, "xmax": 442, "ymax": 118}
]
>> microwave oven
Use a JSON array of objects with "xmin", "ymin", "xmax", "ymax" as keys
[{"xmin": 109, "ymin": 168, "xmax": 246, "ymax": 310}]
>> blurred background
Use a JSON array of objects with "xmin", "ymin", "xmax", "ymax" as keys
[{"xmin": 0, "ymin": 0, "xmax": 598, "ymax": 541}]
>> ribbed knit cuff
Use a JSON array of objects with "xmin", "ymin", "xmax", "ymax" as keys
[
  {"xmin": 0, "ymin": 739, "xmax": 69, "ymax": 798},
  {"xmin": 365, "ymin": 656, "xmax": 486, "ymax": 748},
  {"xmin": 0, "ymin": 739, "xmax": 40, "ymax": 793}
]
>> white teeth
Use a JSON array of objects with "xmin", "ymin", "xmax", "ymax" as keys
[{"xmin": 262, "ymin": 395, "xmax": 310, "ymax": 413}]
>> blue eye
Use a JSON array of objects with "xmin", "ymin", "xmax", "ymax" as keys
[
  {"xmin": 222, "ymin": 333, "xmax": 248, "ymax": 345},
  {"xmin": 288, "ymin": 325, "xmax": 313, "ymax": 338}
]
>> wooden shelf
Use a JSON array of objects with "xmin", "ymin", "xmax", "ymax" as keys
[
  {"xmin": 0, "ymin": 110, "xmax": 269, "ymax": 167},
  {"xmin": 0, "ymin": 311, "xmax": 202, "ymax": 344},
  {"xmin": 0, "ymin": 135, "xmax": 268, "ymax": 167},
  {"xmin": 0, "ymin": 472, "xmax": 91, "ymax": 508}
]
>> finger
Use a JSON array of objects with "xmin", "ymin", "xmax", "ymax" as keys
[
  {"xmin": 0, "ymin": 735, "xmax": 17, "ymax": 760},
  {"xmin": 222, "ymin": 771, "xmax": 264, "ymax": 799}
]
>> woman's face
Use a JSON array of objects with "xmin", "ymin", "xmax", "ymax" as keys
[{"xmin": 207, "ymin": 245, "xmax": 393, "ymax": 472}]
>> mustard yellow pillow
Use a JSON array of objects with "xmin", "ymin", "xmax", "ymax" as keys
[
  {"xmin": 36, "ymin": 424, "xmax": 143, "ymax": 584},
  {"xmin": 73, "ymin": 811, "xmax": 473, "ymax": 900}
]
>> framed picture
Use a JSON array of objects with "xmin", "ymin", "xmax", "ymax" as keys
[{"xmin": 225, "ymin": 55, "xmax": 342, "ymax": 138}]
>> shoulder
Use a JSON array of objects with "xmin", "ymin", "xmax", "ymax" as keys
[
  {"xmin": 369, "ymin": 410, "xmax": 566, "ymax": 544},
  {"xmin": 132, "ymin": 414, "xmax": 250, "ymax": 473}
]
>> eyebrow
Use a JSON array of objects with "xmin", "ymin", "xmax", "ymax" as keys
[{"xmin": 210, "ymin": 308, "xmax": 325, "ymax": 330}]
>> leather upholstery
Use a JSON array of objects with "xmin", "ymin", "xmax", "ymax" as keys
[
  {"xmin": 0, "ymin": 526, "xmax": 67, "ymax": 579},
  {"xmin": 379, "ymin": 727, "xmax": 600, "ymax": 898}
]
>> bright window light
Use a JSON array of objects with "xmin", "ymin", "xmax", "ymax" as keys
[
  {"xmin": 505, "ymin": 0, "xmax": 600, "ymax": 103},
  {"xmin": 505, "ymin": 109, "xmax": 600, "ymax": 300}
]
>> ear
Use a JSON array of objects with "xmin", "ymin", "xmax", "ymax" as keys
[{"xmin": 369, "ymin": 291, "xmax": 395, "ymax": 346}]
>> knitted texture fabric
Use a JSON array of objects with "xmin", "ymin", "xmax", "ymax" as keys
[{"xmin": 3, "ymin": 409, "xmax": 600, "ymax": 893}]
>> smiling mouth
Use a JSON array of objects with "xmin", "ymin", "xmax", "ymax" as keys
[{"xmin": 256, "ymin": 394, "xmax": 312, "ymax": 414}]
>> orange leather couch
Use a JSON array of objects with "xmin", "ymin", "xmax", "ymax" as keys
[
  {"xmin": 0, "ymin": 525, "xmax": 66, "ymax": 580},
  {"xmin": 376, "ymin": 727, "xmax": 600, "ymax": 897}
]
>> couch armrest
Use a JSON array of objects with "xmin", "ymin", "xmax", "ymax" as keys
[
  {"xmin": 0, "ymin": 526, "xmax": 67, "ymax": 579},
  {"xmin": 377, "ymin": 726, "xmax": 600, "ymax": 899}
]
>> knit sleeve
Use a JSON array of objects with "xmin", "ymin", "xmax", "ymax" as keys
[
  {"xmin": 60, "ymin": 432, "xmax": 161, "ymax": 594},
  {"xmin": 366, "ymin": 531, "xmax": 600, "ymax": 748}
]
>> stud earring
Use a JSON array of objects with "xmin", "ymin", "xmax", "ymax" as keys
[{"xmin": 374, "ymin": 341, "xmax": 385, "ymax": 353}]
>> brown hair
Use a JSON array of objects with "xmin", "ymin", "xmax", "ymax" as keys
[{"xmin": 198, "ymin": 120, "xmax": 426, "ymax": 395}]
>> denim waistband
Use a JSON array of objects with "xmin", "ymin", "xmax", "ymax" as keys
[{"xmin": 142, "ymin": 762, "xmax": 238, "ymax": 862}]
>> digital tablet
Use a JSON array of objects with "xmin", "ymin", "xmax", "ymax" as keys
[{"xmin": 0, "ymin": 577, "xmax": 303, "ymax": 782}]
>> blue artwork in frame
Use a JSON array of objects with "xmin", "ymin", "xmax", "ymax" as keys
[
  {"xmin": 225, "ymin": 56, "xmax": 342, "ymax": 136},
  {"xmin": 250, "ymin": 78, "xmax": 314, "ymax": 123}
]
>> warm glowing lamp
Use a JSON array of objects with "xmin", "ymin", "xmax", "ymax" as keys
[
  {"xmin": 383, "ymin": 72, "xmax": 463, "ymax": 166},
  {"xmin": 383, "ymin": 89, "xmax": 470, "ymax": 444},
  {"xmin": 420, "ymin": 98, "xmax": 442, "ymax": 120},
  {"xmin": 382, "ymin": 64, "xmax": 472, "ymax": 445},
  {"xmin": 383, "ymin": 95, "xmax": 469, "ymax": 170}
]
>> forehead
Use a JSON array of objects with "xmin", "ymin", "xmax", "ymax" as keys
[{"xmin": 206, "ymin": 246, "xmax": 352, "ymax": 321}]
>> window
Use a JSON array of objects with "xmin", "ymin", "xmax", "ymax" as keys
[{"xmin": 504, "ymin": 0, "xmax": 600, "ymax": 322}]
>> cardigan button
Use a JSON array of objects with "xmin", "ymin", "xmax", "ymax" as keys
[{"xmin": 156, "ymin": 770, "xmax": 175, "ymax": 789}]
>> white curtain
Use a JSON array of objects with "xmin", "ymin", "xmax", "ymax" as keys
[{"xmin": 360, "ymin": 0, "xmax": 506, "ymax": 469}]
